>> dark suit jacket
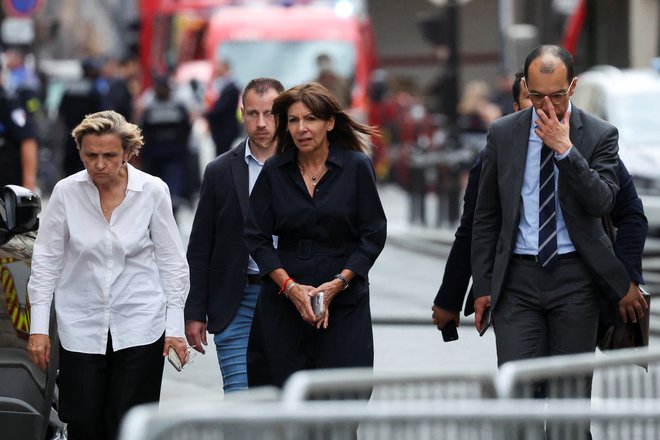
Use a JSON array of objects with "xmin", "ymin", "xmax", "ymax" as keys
[
  {"xmin": 206, "ymin": 79, "xmax": 240, "ymax": 156},
  {"xmin": 471, "ymin": 106, "xmax": 632, "ymax": 309},
  {"xmin": 434, "ymin": 151, "xmax": 647, "ymax": 315},
  {"xmin": 185, "ymin": 140, "xmax": 251, "ymax": 333}
]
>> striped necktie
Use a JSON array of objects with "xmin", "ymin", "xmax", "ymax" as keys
[{"xmin": 538, "ymin": 143, "xmax": 558, "ymax": 270}]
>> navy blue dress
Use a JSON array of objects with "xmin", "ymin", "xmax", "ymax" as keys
[{"xmin": 244, "ymin": 144, "xmax": 387, "ymax": 387}]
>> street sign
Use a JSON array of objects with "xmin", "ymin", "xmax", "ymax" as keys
[
  {"xmin": 1, "ymin": 16, "xmax": 34, "ymax": 44},
  {"xmin": 2, "ymin": 0, "xmax": 43, "ymax": 17}
]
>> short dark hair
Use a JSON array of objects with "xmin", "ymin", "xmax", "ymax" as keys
[
  {"xmin": 242, "ymin": 78, "xmax": 285, "ymax": 103},
  {"xmin": 523, "ymin": 45, "xmax": 575, "ymax": 84},
  {"xmin": 512, "ymin": 71, "xmax": 524, "ymax": 105}
]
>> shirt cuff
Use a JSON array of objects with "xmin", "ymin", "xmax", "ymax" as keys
[
  {"xmin": 554, "ymin": 146, "xmax": 573, "ymax": 160},
  {"xmin": 166, "ymin": 307, "xmax": 185, "ymax": 338},
  {"xmin": 29, "ymin": 304, "xmax": 51, "ymax": 335}
]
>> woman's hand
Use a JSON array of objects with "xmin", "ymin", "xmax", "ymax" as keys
[
  {"xmin": 27, "ymin": 334, "xmax": 51, "ymax": 371},
  {"xmin": 287, "ymin": 283, "xmax": 320, "ymax": 326},
  {"xmin": 310, "ymin": 277, "xmax": 345, "ymax": 329},
  {"xmin": 164, "ymin": 336, "xmax": 189, "ymax": 367}
]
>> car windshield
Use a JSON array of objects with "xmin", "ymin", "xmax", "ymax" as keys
[
  {"xmin": 217, "ymin": 41, "xmax": 356, "ymax": 89},
  {"xmin": 614, "ymin": 94, "xmax": 660, "ymax": 143}
]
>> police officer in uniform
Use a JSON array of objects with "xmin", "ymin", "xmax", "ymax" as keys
[
  {"xmin": 58, "ymin": 58, "xmax": 105, "ymax": 177},
  {"xmin": 140, "ymin": 75, "xmax": 191, "ymax": 216},
  {"xmin": 0, "ymin": 78, "xmax": 37, "ymax": 191}
]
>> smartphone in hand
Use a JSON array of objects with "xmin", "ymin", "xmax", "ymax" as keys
[
  {"xmin": 479, "ymin": 307, "xmax": 492, "ymax": 337},
  {"xmin": 441, "ymin": 322, "xmax": 459, "ymax": 342},
  {"xmin": 312, "ymin": 292, "xmax": 324, "ymax": 317}
]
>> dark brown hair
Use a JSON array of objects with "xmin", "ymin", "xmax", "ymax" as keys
[
  {"xmin": 272, "ymin": 82, "xmax": 378, "ymax": 154},
  {"xmin": 241, "ymin": 77, "xmax": 285, "ymax": 103}
]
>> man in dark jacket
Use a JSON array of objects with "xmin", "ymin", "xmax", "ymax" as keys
[
  {"xmin": 58, "ymin": 58, "xmax": 105, "ymax": 177},
  {"xmin": 140, "ymin": 75, "xmax": 191, "ymax": 217},
  {"xmin": 205, "ymin": 58, "xmax": 240, "ymax": 156},
  {"xmin": 432, "ymin": 69, "xmax": 648, "ymax": 345},
  {"xmin": 185, "ymin": 78, "xmax": 284, "ymax": 393}
]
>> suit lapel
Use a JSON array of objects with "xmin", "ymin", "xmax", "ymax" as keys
[
  {"xmin": 568, "ymin": 108, "xmax": 584, "ymax": 154},
  {"xmin": 509, "ymin": 109, "xmax": 532, "ymax": 218},
  {"xmin": 230, "ymin": 141, "xmax": 250, "ymax": 219}
]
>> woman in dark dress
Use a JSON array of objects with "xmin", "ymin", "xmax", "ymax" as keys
[{"xmin": 245, "ymin": 82, "xmax": 387, "ymax": 387}]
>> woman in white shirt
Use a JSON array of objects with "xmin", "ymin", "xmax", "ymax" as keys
[{"xmin": 26, "ymin": 110, "xmax": 190, "ymax": 440}]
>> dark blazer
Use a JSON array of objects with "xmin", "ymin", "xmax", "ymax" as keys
[
  {"xmin": 434, "ymin": 151, "xmax": 647, "ymax": 316},
  {"xmin": 471, "ymin": 106, "xmax": 632, "ymax": 309},
  {"xmin": 185, "ymin": 141, "xmax": 251, "ymax": 333},
  {"xmin": 206, "ymin": 79, "xmax": 240, "ymax": 156}
]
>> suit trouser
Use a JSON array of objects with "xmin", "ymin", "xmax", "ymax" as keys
[
  {"xmin": 493, "ymin": 257, "xmax": 601, "ymax": 440},
  {"xmin": 494, "ymin": 256, "xmax": 601, "ymax": 367},
  {"xmin": 58, "ymin": 333, "xmax": 165, "ymax": 440}
]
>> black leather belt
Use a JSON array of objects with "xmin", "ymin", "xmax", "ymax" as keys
[
  {"xmin": 246, "ymin": 274, "xmax": 262, "ymax": 285},
  {"xmin": 512, "ymin": 251, "xmax": 579, "ymax": 262}
]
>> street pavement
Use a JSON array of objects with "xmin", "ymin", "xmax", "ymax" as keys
[{"xmin": 161, "ymin": 183, "xmax": 499, "ymax": 401}]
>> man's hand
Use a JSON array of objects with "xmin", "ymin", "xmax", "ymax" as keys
[
  {"xmin": 618, "ymin": 282, "xmax": 648, "ymax": 324},
  {"xmin": 432, "ymin": 305, "xmax": 459, "ymax": 332},
  {"xmin": 534, "ymin": 99, "xmax": 572, "ymax": 155},
  {"xmin": 27, "ymin": 334, "xmax": 51, "ymax": 371},
  {"xmin": 185, "ymin": 320, "xmax": 207, "ymax": 354},
  {"xmin": 474, "ymin": 295, "xmax": 492, "ymax": 334}
]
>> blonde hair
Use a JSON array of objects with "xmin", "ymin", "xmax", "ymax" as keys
[{"xmin": 71, "ymin": 110, "xmax": 144, "ymax": 159}]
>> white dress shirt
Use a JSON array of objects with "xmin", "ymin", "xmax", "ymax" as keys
[{"xmin": 28, "ymin": 164, "xmax": 189, "ymax": 354}]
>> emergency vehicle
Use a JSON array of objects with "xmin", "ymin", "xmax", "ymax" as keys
[{"xmin": 139, "ymin": 0, "xmax": 378, "ymax": 120}]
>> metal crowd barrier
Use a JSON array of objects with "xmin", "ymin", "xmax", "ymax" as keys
[
  {"xmin": 118, "ymin": 346, "xmax": 660, "ymax": 440},
  {"xmin": 119, "ymin": 398, "xmax": 660, "ymax": 440},
  {"xmin": 497, "ymin": 345, "xmax": 660, "ymax": 399},
  {"xmin": 281, "ymin": 366, "xmax": 497, "ymax": 405}
]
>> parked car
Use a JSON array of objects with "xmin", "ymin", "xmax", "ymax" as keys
[
  {"xmin": 0, "ymin": 185, "xmax": 65, "ymax": 439},
  {"xmin": 571, "ymin": 63, "xmax": 660, "ymax": 231}
]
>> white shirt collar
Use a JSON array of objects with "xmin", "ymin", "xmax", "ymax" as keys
[{"xmin": 72, "ymin": 163, "xmax": 146, "ymax": 192}]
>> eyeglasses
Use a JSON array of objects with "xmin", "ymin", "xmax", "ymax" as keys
[{"xmin": 523, "ymin": 77, "xmax": 575, "ymax": 104}]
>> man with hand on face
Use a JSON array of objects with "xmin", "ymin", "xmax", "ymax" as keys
[
  {"xmin": 432, "ymin": 70, "xmax": 648, "ymax": 346},
  {"xmin": 185, "ymin": 78, "xmax": 284, "ymax": 393},
  {"xmin": 471, "ymin": 45, "xmax": 647, "ymax": 371}
]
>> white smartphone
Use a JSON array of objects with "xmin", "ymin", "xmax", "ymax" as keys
[
  {"xmin": 167, "ymin": 346, "xmax": 184, "ymax": 372},
  {"xmin": 312, "ymin": 292, "xmax": 324, "ymax": 317}
]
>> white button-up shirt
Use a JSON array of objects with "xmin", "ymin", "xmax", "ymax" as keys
[{"xmin": 28, "ymin": 165, "xmax": 189, "ymax": 354}]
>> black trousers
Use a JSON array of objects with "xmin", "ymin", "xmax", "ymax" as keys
[{"xmin": 58, "ymin": 333, "xmax": 165, "ymax": 440}]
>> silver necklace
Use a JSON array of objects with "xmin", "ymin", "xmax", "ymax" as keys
[{"xmin": 299, "ymin": 163, "xmax": 327, "ymax": 186}]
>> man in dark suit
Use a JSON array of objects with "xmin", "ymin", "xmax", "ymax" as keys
[
  {"xmin": 432, "ymin": 72, "xmax": 649, "ymax": 342},
  {"xmin": 470, "ymin": 45, "xmax": 647, "ymax": 369},
  {"xmin": 206, "ymin": 58, "xmax": 241, "ymax": 156},
  {"xmin": 185, "ymin": 78, "xmax": 284, "ymax": 393}
]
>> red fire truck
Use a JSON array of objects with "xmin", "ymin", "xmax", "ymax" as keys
[{"xmin": 138, "ymin": 0, "xmax": 378, "ymax": 120}]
